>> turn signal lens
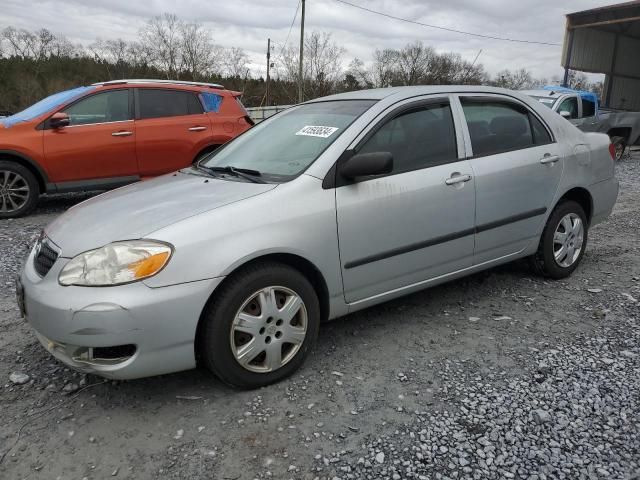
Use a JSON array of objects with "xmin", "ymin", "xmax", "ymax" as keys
[
  {"xmin": 609, "ymin": 143, "xmax": 616, "ymax": 160},
  {"xmin": 129, "ymin": 251, "xmax": 170, "ymax": 278}
]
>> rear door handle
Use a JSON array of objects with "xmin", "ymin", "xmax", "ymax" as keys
[
  {"xmin": 188, "ymin": 126, "xmax": 207, "ymax": 132},
  {"xmin": 540, "ymin": 154, "xmax": 560, "ymax": 164},
  {"xmin": 445, "ymin": 173, "xmax": 472, "ymax": 185},
  {"xmin": 112, "ymin": 131, "xmax": 133, "ymax": 137}
]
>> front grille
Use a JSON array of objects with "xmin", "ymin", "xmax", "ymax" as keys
[{"xmin": 34, "ymin": 237, "xmax": 59, "ymax": 277}]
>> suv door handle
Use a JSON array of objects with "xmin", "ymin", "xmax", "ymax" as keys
[
  {"xmin": 540, "ymin": 154, "xmax": 560, "ymax": 164},
  {"xmin": 112, "ymin": 131, "xmax": 133, "ymax": 137},
  {"xmin": 188, "ymin": 126, "xmax": 207, "ymax": 132},
  {"xmin": 445, "ymin": 173, "xmax": 472, "ymax": 185}
]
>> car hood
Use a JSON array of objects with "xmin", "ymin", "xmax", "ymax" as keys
[{"xmin": 46, "ymin": 170, "xmax": 277, "ymax": 257}]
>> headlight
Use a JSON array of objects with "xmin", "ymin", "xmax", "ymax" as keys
[{"xmin": 58, "ymin": 240, "xmax": 173, "ymax": 286}]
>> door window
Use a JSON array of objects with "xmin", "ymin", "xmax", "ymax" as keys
[
  {"xmin": 557, "ymin": 97, "xmax": 579, "ymax": 119},
  {"xmin": 582, "ymin": 98, "xmax": 596, "ymax": 117},
  {"xmin": 461, "ymin": 98, "xmax": 551, "ymax": 157},
  {"xmin": 358, "ymin": 102, "xmax": 458, "ymax": 173},
  {"xmin": 62, "ymin": 90, "xmax": 129, "ymax": 126},
  {"xmin": 138, "ymin": 89, "xmax": 204, "ymax": 119}
]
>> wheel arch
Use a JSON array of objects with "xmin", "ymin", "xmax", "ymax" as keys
[
  {"xmin": 193, "ymin": 144, "xmax": 222, "ymax": 163},
  {"xmin": 0, "ymin": 149, "xmax": 48, "ymax": 193},
  {"xmin": 194, "ymin": 252, "xmax": 331, "ymax": 361},
  {"xmin": 607, "ymin": 127, "xmax": 631, "ymax": 143},
  {"xmin": 556, "ymin": 186, "xmax": 593, "ymax": 224}
]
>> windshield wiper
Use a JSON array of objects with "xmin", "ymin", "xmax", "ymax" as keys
[{"xmin": 199, "ymin": 165, "xmax": 267, "ymax": 184}]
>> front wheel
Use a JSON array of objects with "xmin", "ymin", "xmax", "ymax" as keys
[
  {"xmin": 530, "ymin": 200, "xmax": 588, "ymax": 279},
  {"xmin": 200, "ymin": 262, "xmax": 320, "ymax": 389},
  {"xmin": 611, "ymin": 136, "xmax": 627, "ymax": 161},
  {"xmin": 0, "ymin": 161, "xmax": 40, "ymax": 218}
]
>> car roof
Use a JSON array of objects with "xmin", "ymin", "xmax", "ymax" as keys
[{"xmin": 309, "ymin": 85, "xmax": 539, "ymax": 103}]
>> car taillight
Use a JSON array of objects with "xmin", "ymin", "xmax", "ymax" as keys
[{"xmin": 608, "ymin": 143, "xmax": 616, "ymax": 160}]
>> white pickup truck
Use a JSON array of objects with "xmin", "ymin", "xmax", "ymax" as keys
[{"xmin": 523, "ymin": 86, "xmax": 640, "ymax": 160}]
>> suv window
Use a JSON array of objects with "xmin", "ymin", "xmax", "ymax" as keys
[
  {"xmin": 358, "ymin": 102, "xmax": 457, "ymax": 173},
  {"xmin": 461, "ymin": 98, "xmax": 550, "ymax": 157},
  {"xmin": 138, "ymin": 89, "xmax": 204, "ymax": 119},
  {"xmin": 63, "ymin": 90, "xmax": 129, "ymax": 126},
  {"xmin": 557, "ymin": 96, "xmax": 579, "ymax": 119},
  {"xmin": 582, "ymin": 98, "xmax": 596, "ymax": 117}
]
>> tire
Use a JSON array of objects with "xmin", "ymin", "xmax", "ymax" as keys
[
  {"xmin": 611, "ymin": 136, "xmax": 627, "ymax": 161},
  {"xmin": 0, "ymin": 160, "xmax": 40, "ymax": 219},
  {"xmin": 530, "ymin": 200, "xmax": 588, "ymax": 279},
  {"xmin": 200, "ymin": 261, "xmax": 320, "ymax": 389}
]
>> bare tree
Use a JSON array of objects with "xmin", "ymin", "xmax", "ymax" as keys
[
  {"xmin": 223, "ymin": 47, "xmax": 250, "ymax": 79},
  {"xmin": 140, "ymin": 13, "xmax": 183, "ymax": 78},
  {"xmin": 2, "ymin": 27, "xmax": 36, "ymax": 59},
  {"xmin": 346, "ymin": 58, "xmax": 373, "ymax": 89},
  {"xmin": 180, "ymin": 22, "xmax": 222, "ymax": 79},
  {"xmin": 371, "ymin": 48, "xmax": 397, "ymax": 87},
  {"xmin": 492, "ymin": 68, "xmax": 537, "ymax": 90}
]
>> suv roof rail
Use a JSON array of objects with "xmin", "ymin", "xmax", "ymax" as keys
[{"xmin": 93, "ymin": 79, "xmax": 225, "ymax": 89}]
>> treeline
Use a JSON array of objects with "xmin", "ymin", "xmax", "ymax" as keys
[{"xmin": 0, "ymin": 14, "xmax": 601, "ymax": 113}]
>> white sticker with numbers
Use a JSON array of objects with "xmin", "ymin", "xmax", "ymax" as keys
[{"xmin": 295, "ymin": 125, "xmax": 339, "ymax": 138}]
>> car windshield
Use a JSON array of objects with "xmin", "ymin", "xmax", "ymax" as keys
[
  {"xmin": 201, "ymin": 100, "xmax": 376, "ymax": 181},
  {"xmin": 530, "ymin": 96, "xmax": 556, "ymax": 109},
  {"xmin": 0, "ymin": 86, "xmax": 95, "ymax": 128}
]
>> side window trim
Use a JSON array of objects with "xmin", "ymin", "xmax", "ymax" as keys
[
  {"xmin": 48, "ymin": 89, "xmax": 132, "ymax": 128},
  {"xmin": 455, "ymin": 94, "xmax": 555, "ymax": 159}
]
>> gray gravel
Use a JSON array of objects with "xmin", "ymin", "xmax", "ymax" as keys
[{"xmin": 0, "ymin": 154, "xmax": 639, "ymax": 479}]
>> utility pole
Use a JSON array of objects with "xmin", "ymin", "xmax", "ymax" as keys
[
  {"xmin": 266, "ymin": 38, "xmax": 271, "ymax": 106},
  {"xmin": 298, "ymin": 0, "xmax": 305, "ymax": 104}
]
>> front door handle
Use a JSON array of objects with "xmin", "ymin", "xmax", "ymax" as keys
[
  {"xmin": 540, "ymin": 154, "xmax": 560, "ymax": 164},
  {"xmin": 445, "ymin": 173, "xmax": 472, "ymax": 186},
  {"xmin": 188, "ymin": 126, "xmax": 207, "ymax": 132},
  {"xmin": 112, "ymin": 131, "xmax": 133, "ymax": 137}
]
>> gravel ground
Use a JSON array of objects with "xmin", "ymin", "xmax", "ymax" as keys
[{"xmin": 1, "ymin": 153, "xmax": 639, "ymax": 480}]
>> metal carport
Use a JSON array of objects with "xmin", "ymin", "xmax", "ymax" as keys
[{"xmin": 562, "ymin": 1, "xmax": 640, "ymax": 110}]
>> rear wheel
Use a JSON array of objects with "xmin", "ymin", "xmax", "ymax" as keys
[
  {"xmin": 611, "ymin": 136, "xmax": 627, "ymax": 161},
  {"xmin": 200, "ymin": 262, "xmax": 320, "ymax": 389},
  {"xmin": 0, "ymin": 161, "xmax": 39, "ymax": 218},
  {"xmin": 530, "ymin": 200, "xmax": 588, "ymax": 279}
]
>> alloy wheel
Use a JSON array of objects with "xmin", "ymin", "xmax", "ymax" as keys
[
  {"xmin": 553, "ymin": 213, "xmax": 584, "ymax": 268},
  {"xmin": 230, "ymin": 286, "xmax": 308, "ymax": 373},
  {"xmin": 0, "ymin": 170, "xmax": 30, "ymax": 213}
]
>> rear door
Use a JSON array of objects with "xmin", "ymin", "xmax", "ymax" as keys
[
  {"xmin": 335, "ymin": 97, "xmax": 475, "ymax": 303},
  {"xmin": 134, "ymin": 88, "xmax": 212, "ymax": 176},
  {"xmin": 43, "ymin": 88, "xmax": 137, "ymax": 183},
  {"xmin": 457, "ymin": 95, "xmax": 563, "ymax": 264}
]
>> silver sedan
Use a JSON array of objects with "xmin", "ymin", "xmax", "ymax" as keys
[{"xmin": 17, "ymin": 86, "xmax": 619, "ymax": 388}]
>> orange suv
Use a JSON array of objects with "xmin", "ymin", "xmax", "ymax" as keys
[{"xmin": 0, "ymin": 79, "xmax": 254, "ymax": 218}]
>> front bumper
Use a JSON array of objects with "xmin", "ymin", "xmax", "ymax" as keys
[{"xmin": 18, "ymin": 248, "xmax": 223, "ymax": 380}]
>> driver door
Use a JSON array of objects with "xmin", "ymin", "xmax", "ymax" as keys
[
  {"xmin": 335, "ymin": 98, "xmax": 475, "ymax": 303},
  {"xmin": 43, "ymin": 89, "xmax": 138, "ymax": 184}
]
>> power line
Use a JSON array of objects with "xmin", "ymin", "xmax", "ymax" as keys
[
  {"xmin": 278, "ymin": 0, "xmax": 302, "ymax": 59},
  {"xmin": 333, "ymin": 0, "xmax": 562, "ymax": 47}
]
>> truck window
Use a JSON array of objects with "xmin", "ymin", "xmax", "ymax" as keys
[
  {"xmin": 582, "ymin": 98, "xmax": 596, "ymax": 117},
  {"xmin": 557, "ymin": 97, "xmax": 578, "ymax": 119}
]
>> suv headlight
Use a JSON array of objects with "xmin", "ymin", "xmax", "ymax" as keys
[{"xmin": 59, "ymin": 240, "xmax": 173, "ymax": 286}]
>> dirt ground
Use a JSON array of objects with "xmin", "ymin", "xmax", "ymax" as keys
[{"xmin": 1, "ymin": 153, "xmax": 639, "ymax": 480}]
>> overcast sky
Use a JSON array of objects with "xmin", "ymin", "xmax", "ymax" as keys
[{"xmin": 2, "ymin": 0, "xmax": 618, "ymax": 80}]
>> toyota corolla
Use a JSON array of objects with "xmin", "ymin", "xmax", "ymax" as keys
[{"xmin": 17, "ymin": 86, "xmax": 618, "ymax": 389}]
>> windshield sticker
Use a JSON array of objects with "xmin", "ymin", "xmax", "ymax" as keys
[{"xmin": 295, "ymin": 125, "xmax": 339, "ymax": 138}]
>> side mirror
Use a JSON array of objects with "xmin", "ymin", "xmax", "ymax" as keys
[
  {"xmin": 559, "ymin": 110, "xmax": 571, "ymax": 119},
  {"xmin": 340, "ymin": 151, "xmax": 393, "ymax": 179},
  {"xmin": 49, "ymin": 112, "xmax": 70, "ymax": 129}
]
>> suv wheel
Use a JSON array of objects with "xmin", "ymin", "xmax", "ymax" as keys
[
  {"xmin": 530, "ymin": 200, "xmax": 588, "ymax": 279},
  {"xmin": 200, "ymin": 262, "xmax": 320, "ymax": 389},
  {"xmin": 611, "ymin": 136, "xmax": 626, "ymax": 161},
  {"xmin": 0, "ymin": 161, "xmax": 39, "ymax": 218}
]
